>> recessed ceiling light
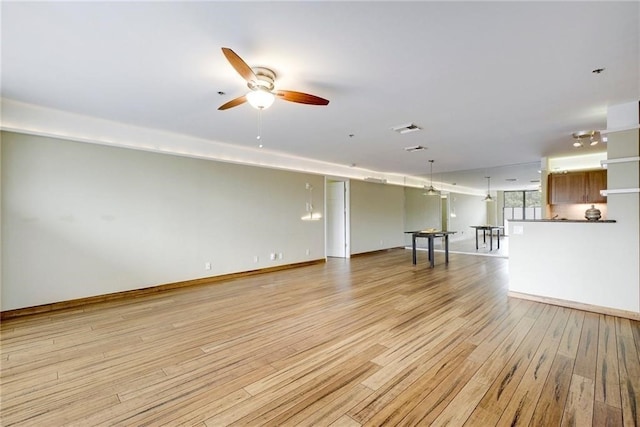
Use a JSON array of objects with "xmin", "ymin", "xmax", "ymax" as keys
[
  {"xmin": 505, "ymin": 178, "xmax": 517, "ymax": 182},
  {"xmin": 404, "ymin": 145, "xmax": 426, "ymax": 152},
  {"xmin": 217, "ymin": 91, "xmax": 225, "ymax": 95},
  {"xmin": 391, "ymin": 123, "xmax": 422, "ymax": 134},
  {"xmin": 573, "ymin": 141, "xmax": 583, "ymax": 148}
]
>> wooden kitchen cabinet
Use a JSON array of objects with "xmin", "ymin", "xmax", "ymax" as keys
[
  {"xmin": 586, "ymin": 169, "xmax": 607, "ymax": 203},
  {"xmin": 548, "ymin": 169, "xmax": 607, "ymax": 204}
]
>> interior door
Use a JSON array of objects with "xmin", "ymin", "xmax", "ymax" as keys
[{"xmin": 326, "ymin": 181, "xmax": 346, "ymax": 257}]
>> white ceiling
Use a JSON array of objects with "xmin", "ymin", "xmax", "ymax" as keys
[{"xmin": 2, "ymin": 1, "xmax": 638, "ymax": 191}]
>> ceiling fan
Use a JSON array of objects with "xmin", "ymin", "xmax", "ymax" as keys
[{"xmin": 218, "ymin": 47, "xmax": 330, "ymax": 111}]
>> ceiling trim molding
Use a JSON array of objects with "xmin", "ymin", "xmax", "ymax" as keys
[{"xmin": 0, "ymin": 98, "xmax": 483, "ymax": 196}]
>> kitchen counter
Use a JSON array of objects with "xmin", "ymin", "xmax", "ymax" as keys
[
  {"xmin": 508, "ymin": 219, "xmax": 639, "ymax": 319},
  {"xmin": 509, "ymin": 219, "xmax": 616, "ymax": 223}
]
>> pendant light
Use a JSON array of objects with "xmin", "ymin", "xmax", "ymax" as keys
[
  {"xmin": 483, "ymin": 176, "xmax": 493, "ymax": 202},
  {"xmin": 424, "ymin": 160, "xmax": 440, "ymax": 196}
]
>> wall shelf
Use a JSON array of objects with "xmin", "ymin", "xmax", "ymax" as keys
[
  {"xmin": 600, "ymin": 156, "xmax": 640, "ymax": 168},
  {"xmin": 600, "ymin": 188, "xmax": 640, "ymax": 196}
]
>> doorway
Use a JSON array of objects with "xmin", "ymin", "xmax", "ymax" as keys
[
  {"xmin": 326, "ymin": 179, "xmax": 350, "ymax": 258},
  {"xmin": 440, "ymin": 195, "xmax": 449, "ymax": 231}
]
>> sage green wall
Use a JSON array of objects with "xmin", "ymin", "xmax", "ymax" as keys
[
  {"xmin": 0, "ymin": 136, "xmax": 3, "ymax": 311},
  {"xmin": 2, "ymin": 130, "xmax": 498, "ymax": 311},
  {"xmin": 403, "ymin": 187, "xmax": 441, "ymax": 246},
  {"xmin": 447, "ymin": 192, "xmax": 486, "ymax": 241},
  {"xmin": 403, "ymin": 188, "xmax": 487, "ymax": 245},
  {"xmin": 1, "ymin": 132, "xmax": 325, "ymax": 310},
  {"xmin": 349, "ymin": 180, "xmax": 405, "ymax": 255}
]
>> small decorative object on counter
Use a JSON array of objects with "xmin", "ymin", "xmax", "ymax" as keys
[{"xmin": 585, "ymin": 204, "xmax": 602, "ymax": 221}]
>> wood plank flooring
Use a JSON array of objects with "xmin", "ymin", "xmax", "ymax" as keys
[{"xmin": 1, "ymin": 249, "xmax": 639, "ymax": 426}]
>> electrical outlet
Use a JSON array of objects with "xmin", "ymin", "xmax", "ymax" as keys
[
  {"xmin": 270, "ymin": 253, "xmax": 276, "ymax": 261},
  {"xmin": 253, "ymin": 256, "xmax": 259, "ymax": 263},
  {"xmin": 278, "ymin": 253, "xmax": 283, "ymax": 260},
  {"xmin": 205, "ymin": 262, "xmax": 211, "ymax": 270},
  {"xmin": 305, "ymin": 248, "xmax": 310, "ymax": 255}
]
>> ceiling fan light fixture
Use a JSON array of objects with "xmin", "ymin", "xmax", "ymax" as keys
[
  {"xmin": 246, "ymin": 89, "xmax": 275, "ymax": 110},
  {"xmin": 219, "ymin": 48, "xmax": 329, "ymax": 110}
]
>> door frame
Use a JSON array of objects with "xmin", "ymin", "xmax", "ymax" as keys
[{"xmin": 325, "ymin": 177, "xmax": 350, "ymax": 258}]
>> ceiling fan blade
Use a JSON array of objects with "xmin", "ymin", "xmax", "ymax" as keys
[
  {"xmin": 218, "ymin": 95, "xmax": 247, "ymax": 110},
  {"xmin": 275, "ymin": 90, "xmax": 329, "ymax": 106},
  {"xmin": 222, "ymin": 47, "xmax": 257, "ymax": 83}
]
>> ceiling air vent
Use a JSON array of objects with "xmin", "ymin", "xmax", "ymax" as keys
[
  {"xmin": 391, "ymin": 123, "xmax": 421, "ymax": 134},
  {"xmin": 364, "ymin": 177, "xmax": 387, "ymax": 184},
  {"xmin": 404, "ymin": 145, "xmax": 426, "ymax": 152}
]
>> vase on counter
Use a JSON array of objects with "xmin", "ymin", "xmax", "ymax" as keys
[{"xmin": 585, "ymin": 205, "xmax": 601, "ymax": 221}]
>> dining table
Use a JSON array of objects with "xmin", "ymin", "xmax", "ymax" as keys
[
  {"xmin": 469, "ymin": 225, "xmax": 504, "ymax": 251},
  {"xmin": 405, "ymin": 230, "xmax": 457, "ymax": 268}
]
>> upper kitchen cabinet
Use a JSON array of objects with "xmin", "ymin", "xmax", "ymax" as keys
[
  {"xmin": 585, "ymin": 169, "xmax": 607, "ymax": 203},
  {"xmin": 548, "ymin": 169, "xmax": 607, "ymax": 204}
]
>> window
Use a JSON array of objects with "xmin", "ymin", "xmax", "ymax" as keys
[{"xmin": 504, "ymin": 190, "xmax": 542, "ymax": 222}]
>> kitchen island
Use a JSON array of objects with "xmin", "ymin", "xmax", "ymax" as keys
[{"xmin": 508, "ymin": 219, "xmax": 639, "ymax": 320}]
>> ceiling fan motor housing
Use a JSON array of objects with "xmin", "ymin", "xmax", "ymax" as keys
[{"xmin": 248, "ymin": 67, "xmax": 275, "ymax": 92}]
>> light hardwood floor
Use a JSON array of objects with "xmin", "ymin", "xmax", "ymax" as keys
[{"xmin": 1, "ymin": 249, "xmax": 639, "ymax": 426}]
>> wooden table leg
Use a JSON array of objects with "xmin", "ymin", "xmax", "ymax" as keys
[{"xmin": 475, "ymin": 229, "xmax": 479, "ymax": 250}]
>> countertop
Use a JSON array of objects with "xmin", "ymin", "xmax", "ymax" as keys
[{"xmin": 509, "ymin": 219, "xmax": 616, "ymax": 223}]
